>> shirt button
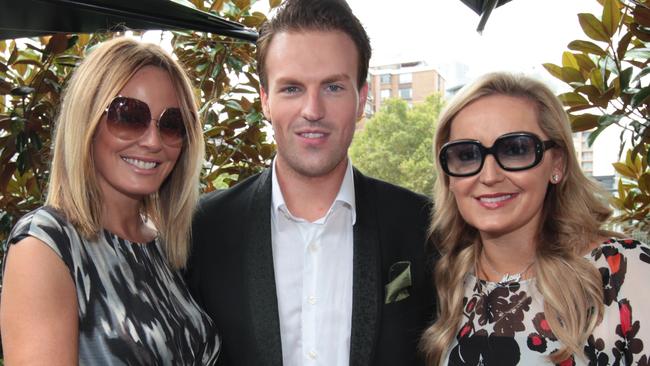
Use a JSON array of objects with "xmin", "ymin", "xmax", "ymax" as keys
[
  {"xmin": 308, "ymin": 296, "xmax": 317, "ymax": 305},
  {"xmin": 308, "ymin": 242, "xmax": 319, "ymax": 253},
  {"xmin": 308, "ymin": 350, "xmax": 317, "ymax": 359}
]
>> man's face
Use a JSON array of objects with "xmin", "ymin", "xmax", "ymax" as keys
[{"xmin": 261, "ymin": 30, "xmax": 368, "ymax": 179}]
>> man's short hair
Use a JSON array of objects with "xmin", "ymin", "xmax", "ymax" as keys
[{"xmin": 256, "ymin": 0, "xmax": 372, "ymax": 90}]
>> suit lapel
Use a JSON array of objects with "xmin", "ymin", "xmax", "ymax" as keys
[
  {"xmin": 349, "ymin": 169, "xmax": 382, "ymax": 366},
  {"xmin": 244, "ymin": 168, "xmax": 284, "ymax": 365}
]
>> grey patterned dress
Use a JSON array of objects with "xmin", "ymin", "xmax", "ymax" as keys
[{"xmin": 4, "ymin": 206, "xmax": 220, "ymax": 365}]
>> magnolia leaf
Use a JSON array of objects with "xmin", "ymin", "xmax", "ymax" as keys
[
  {"xmin": 614, "ymin": 162, "xmax": 637, "ymax": 179},
  {"xmin": 587, "ymin": 122, "xmax": 609, "ymax": 147},
  {"xmin": 562, "ymin": 67, "xmax": 586, "ymax": 83},
  {"xmin": 568, "ymin": 40, "xmax": 607, "ymax": 56},
  {"xmin": 617, "ymin": 31, "xmax": 634, "ymax": 60},
  {"xmin": 570, "ymin": 113, "xmax": 600, "ymax": 131},
  {"xmin": 562, "ymin": 52, "xmax": 580, "ymax": 69},
  {"xmin": 44, "ymin": 34, "xmax": 69, "ymax": 55},
  {"xmin": 625, "ymin": 47, "xmax": 650, "ymax": 60},
  {"xmin": 575, "ymin": 85, "xmax": 601, "ymax": 103},
  {"xmin": 210, "ymin": 0, "xmax": 225, "ymax": 12},
  {"xmin": 242, "ymin": 12, "xmax": 267, "ymax": 27},
  {"xmin": 578, "ymin": 13, "xmax": 610, "ymax": 42},
  {"xmin": 631, "ymin": 86, "xmax": 650, "ymax": 108},
  {"xmin": 0, "ymin": 79, "xmax": 12, "ymax": 95},
  {"xmin": 602, "ymin": 0, "xmax": 622, "ymax": 36},
  {"xmin": 632, "ymin": 66, "xmax": 650, "ymax": 84},
  {"xmin": 589, "ymin": 68, "xmax": 606, "ymax": 91},
  {"xmin": 573, "ymin": 53, "xmax": 597, "ymax": 73},
  {"xmin": 631, "ymin": 25, "xmax": 650, "ymax": 42},
  {"xmin": 619, "ymin": 67, "xmax": 633, "ymax": 92},
  {"xmin": 269, "ymin": 0, "xmax": 282, "ymax": 8},
  {"xmin": 640, "ymin": 173, "xmax": 650, "ymax": 193},
  {"xmin": 232, "ymin": 0, "xmax": 251, "ymax": 10},
  {"xmin": 634, "ymin": 3, "xmax": 650, "ymax": 27},
  {"xmin": 559, "ymin": 92, "xmax": 589, "ymax": 106},
  {"xmin": 542, "ymin": 63, "xmax": 563, "ymax": 80}
]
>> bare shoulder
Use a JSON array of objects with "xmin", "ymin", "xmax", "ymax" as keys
[{"xmin": 1, "ymin": 236, "xmax": 78, "ymax": 365}]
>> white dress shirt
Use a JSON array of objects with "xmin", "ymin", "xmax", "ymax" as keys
[{"xmin": 271, "ymin": 159, "xmax": 355, "ymax": 366}]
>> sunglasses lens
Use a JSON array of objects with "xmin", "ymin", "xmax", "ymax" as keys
[
  {"xmin": 495, "ymin": 135, "xmax": 538, "ymax": 170},
  {"xmin": 158, "ymin": 108, "xmax": 186, "ymax": 146},
  {"xmin": 106, "ymin": 97, "xmax": 150, "ymax": 139},
  {"xmin": 444, "ymin": 143, "xmax": 482, "ymax": 176}
]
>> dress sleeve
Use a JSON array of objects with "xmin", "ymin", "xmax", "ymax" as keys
[
  {"xmin": 3, "ymin": 207, "xmax": 75, "ymax": 278},
  {"xmin": 598, "ymin": 238, "xmax": 650, "ymax": 364}
]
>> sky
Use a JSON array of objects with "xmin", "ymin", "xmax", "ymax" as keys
[{"xmin": 346, "ymin": 0, "xmax": 602, "ymax": 87}]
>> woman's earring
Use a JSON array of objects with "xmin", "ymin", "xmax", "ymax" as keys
[{"xmin": 551, "ymin": 173, "xmax": 560, "ymax": 184}]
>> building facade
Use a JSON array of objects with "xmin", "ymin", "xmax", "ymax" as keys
[{"xmin": 366, "ymin": 61, "xmax": 445, "ymax": 117}]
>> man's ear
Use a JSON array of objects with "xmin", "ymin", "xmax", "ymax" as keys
[
  {"xmin": 260, "ymin": 86, "xmax": 271, "ymax": 121},
  {"xmin": 357, "ymin": 82, "xmax": 369, "ymax": 120}
]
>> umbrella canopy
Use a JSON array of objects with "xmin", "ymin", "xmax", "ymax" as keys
[
  {"xmin": 0, "ymin": 0, "xmax": 258, "ymax": 42},
  {"xmin": 460, "ymin": 0, "xmax": 512, "ymax": 33}
]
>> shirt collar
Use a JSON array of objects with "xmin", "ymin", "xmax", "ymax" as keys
[{"xmin": 271, "ymin": 157, "xmax": 356, "ymax": 224}]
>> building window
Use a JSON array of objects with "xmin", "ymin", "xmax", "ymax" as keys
[
  {"xmin": 581, "ymin": 151, "xmax": 593, "ymax": 161},
  {"xmin": 399, "ymin": 88, "xmax": 412, "ymax": 100},
  {"xmin": 582, "ymin": 161, "xmax": 593, "ymax": 171},
  {"xmin": 399, "ymin": 73, "xmax": 412, "ymax": 84},
  {"xmin": 380, "ymin": 74, "xmax": 391, "ymax": 84},
  {"xmin": 380, "ymin": 89, "xmax": 391, "ymax": 100}
]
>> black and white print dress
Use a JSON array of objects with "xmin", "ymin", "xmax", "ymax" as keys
[{"xmin": 4, "ymin": 206, "xmax": 220, "ymax": 365}]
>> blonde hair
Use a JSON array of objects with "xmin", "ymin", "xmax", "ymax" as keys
[
  {"xmin": 421, "ymin": 72, "xmax": 616, "ymax": 364},
  {"xmin": 46, "ymin": 37, "xmax": 204, "ymax": 269}
]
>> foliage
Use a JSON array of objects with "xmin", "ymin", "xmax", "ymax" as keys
[
  {"xmin": 543, "ymin": 0, "xmax": 650, "ymax": 231},
  {"xmin": 0, "ymin": 0, "xmax": 279, "ymax": 244},
  {"xmin": 350, "ymin": 94, "xmax": 444, "ymax": 196}
]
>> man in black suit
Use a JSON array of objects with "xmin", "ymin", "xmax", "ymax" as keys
[{"xmin": 186, "ymin": 0, "xmax": 436, "ymax": 364}]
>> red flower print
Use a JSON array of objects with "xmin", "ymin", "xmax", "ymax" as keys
[
  {"xmin": 607, "ymin": 253, "xmax": 621, "ymax": 273},
  {"xmin": 620, "ymin": 302, "xmax": 632, "ymax": 337},
  {"xmin": 558, "ymin": 357, "xmax": 574, "ymax": 366},
  {"xmin": 458, "ymin": 323, "xmax": 472, "ymax": 338}
]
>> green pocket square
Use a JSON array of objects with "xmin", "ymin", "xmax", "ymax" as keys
[{"xmin": 384, "ymin": 261, "xmax": 412, "ymax": 304}]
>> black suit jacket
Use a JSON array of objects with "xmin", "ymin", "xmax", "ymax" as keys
[{"xmin": 186, "ymin": 167, "xmax": 436, "ymax": 366}]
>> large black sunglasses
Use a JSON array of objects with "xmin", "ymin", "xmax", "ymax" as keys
[
  {"xmin": 439, "ymin": 132, "xmax": 557, "ymax": 177},
  {"xmin": 104, "ymin": 96, "xmax": 186, "ymax": 147}
]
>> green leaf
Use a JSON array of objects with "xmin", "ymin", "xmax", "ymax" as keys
[
  {"xmin": 613, "ymin": 162, "xmax": 637, "ymax": 179},
  {"xmin": 573, "ymin": 53, "xmax": 597, "ymax": 73},
  {"xmin": 575, "ymin": 85, "xmax": 601, "ymax": 101},
  {"xmin": 589, "ymin": 68, "xmax": 606, "ymax": 91},
  {"xmin": 632, "ymin": 66, "xmax": 650, "ymax": 84},
  {"xmin": 562, "ymin": 52, "xmax": 580, "ymax": 69},
  {"xmin": 578, "ymin": 13, "xmax": 610, "ymax": 42},
  {"xmin": 631, "ymin": 86, "xmax": 650, "ymax": 108},
  {"xmin": 562, "ymin": 67, "xmax": 586, "ymax": 83},
  {"xmin": 559, "ymin": 92, "xmax": 589, "ymax": 106},
  {"xmin": 602, "ymin": 0, "xmax": 622, "ymax": 36},
  {"xmin": 568, "ymin": 40, "xmax": 607, "ymax": 56},
  {"xmin": 543, "ymin": 63, "xmax": 563, "ymax": 80},
  {"xmin": 269, "ymin": 0, "xmax": 282, "ymax": 8},
  {"xmin": 625, "ymin": 47, "xmax": 650, "ymax": 60},
  {"xmin": 587, "ymin": 122, "xmax": 609, "ymax": 146},
  {"xmin": 570, "ymin": 113, "xmax": 600, "ymax": 131}
]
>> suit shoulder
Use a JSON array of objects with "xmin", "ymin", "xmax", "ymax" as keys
[{"xmin": 195, "ymin": 170, "xmax": 267, "ymax": 215}]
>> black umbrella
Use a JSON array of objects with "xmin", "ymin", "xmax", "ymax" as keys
[
  {"xmin": 460, "ymin": 0, "xmax": 513, "ymax": 33},
  {"xmin": 0, "ymin": 0, "xmax": 258, "ymax": 42}
]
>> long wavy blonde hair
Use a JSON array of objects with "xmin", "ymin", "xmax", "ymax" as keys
[
  {"xmin": 46, "ymin": 37, "xmax": 204, "ymax": 269},
  {"xmin": 421, "ymin": 72, "xmax": 616, "ymax": 364}
]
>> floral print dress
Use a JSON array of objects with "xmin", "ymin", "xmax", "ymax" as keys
[{"xmin": 444, "ymin": 238, "xmax": 650, "ymax": 366}]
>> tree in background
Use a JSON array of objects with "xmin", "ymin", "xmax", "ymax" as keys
[
  {"xmin": 350, "ymin": 94, "xmax": 444, "ymax": 196},
  {"xmin": 0, "ymin": 0, "xmax": 280, "ymax": 243},
  {"xmin": 543, "ymin": 0, "xmax": 649, "ymax": 233}
]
